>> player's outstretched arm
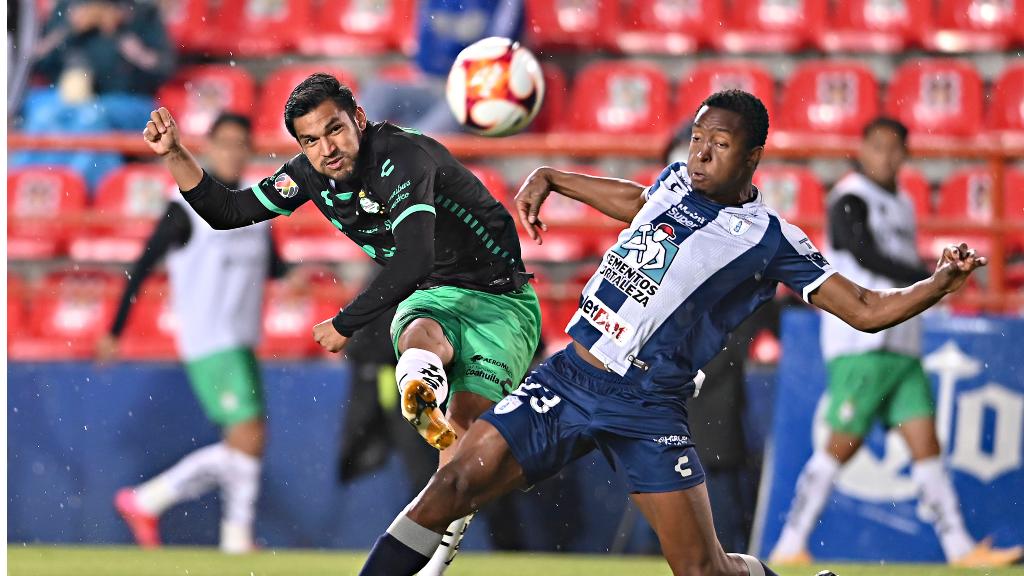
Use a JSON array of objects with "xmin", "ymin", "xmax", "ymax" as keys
[
  {"xmin": 515, "ymin": 167, "xmax": 646, "ymax": 243},
  {"xmin": 810, "ymin": 243, "xmax": 987, "ymax": 333}
]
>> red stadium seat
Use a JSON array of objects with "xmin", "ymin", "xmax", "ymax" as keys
[
  {"xmin": 7, "ymin": 167, "xmax": 88, "ymax": 259},
  {"xmin": 270, "ymin": 204, "xmax": 366, "ymax": 263},
  {"xmin": 255, "ymin": 65, "xmax": 360, "ymax": 144},
  {"xmin": 753, "ymin": 165, "xmax": 825, "ymax": 222},
  {"xmin": 676, "ymin": 61, "xmax": 776, "ymax": 126},
  {"xmin": 987, "ymin": 63, "xmax": 1024, "ymax": 134},
  {"xmin": 923, "ymin": 0, "xmax": 1022, "ymax": 52},
  {"xmin": 885, "ymin": 59, "xmax": 983, "ymax": 138},
  {"xmin": 531, "ymin": 64, "xmax": 569, "ymax": 133},
  {"xmin": 161, "ymin": 0, "xmax": 211, "ymax": 54},
  {"xmin": 258, "ymin": 274, "xmax": 348, "ymax": 359},
  {"xmin": 157, "ymin": 65, "xmax": 256, "ymax": 137},
  {"xmin": 818, "ymin": 0, "xmax": 931, "ymax": 53},
  {"xmin": 69, "ymin": 165, "xmax": 177, "ymax": 262},
  {"xmin": 531, "ymin": 272, "xmax": 583, "ymax": 354},
  {"xmin": 119, "ymin": 276, "xmax": 179, "ymax": 360},
  {"xmin": 10, "ymin": 270, "xmax": 119, "ymax": 360},
  {"xmin": 899, "ymin": 165, "xmax": 934, "ymax": 219},
  {"xmin": 1005, "ymin": 169, "xmax": 1024, "ymax": 288},
  {"xmin": 519, "ymin": 165, "xmax": 617, "ymax": 262},
  {"xmin": 568, "ymin": 62, "xmax": 671, "ymax": 135},
  {"xmin": 778, "ymin": 61, "xmax": 879, "ymax": 136},
  {"xmin": 300, "ymin": 0, "xmax": 416, "ymax": 55},
  {"xmin": 714, "ymin": 0, "xmax": 826, "ymax": 53},
  {"xmin": 205, "ymin": 0, "xmax": 313, "ymax": 56},
  {"xmin": 617, "ymin": 0, "xmax": 722, "ymax": 54},
  {"xmin": 525, "ymin": 0, "xmax": 619, "ymax": 51},
  {"xmin": 919, "ymin": 166, "xmax": 995, "ymax": 262}
]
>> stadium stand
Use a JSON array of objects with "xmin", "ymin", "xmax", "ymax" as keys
[
  {"xmin": 156, "ymin": 65, "xmax": 257, "ymax": 137},
  {"xmin": 675, "ymin": 61, "xmax": 776, "ymax": 125},
  {"xmin": 778, "ymin": 61, "xmax": 880, "ymax": 136},
  {"xmin": 525, "ymin": 0, "xmax": 618, "ymax": 51},
  {"xmin": 817, "ymin": 0, "xmax": 932, "ymax": 53},
  {"xmin": 568, "ymin": 61, "xmax": 671, "ymax": 135},
  {"xmin": 713, "ymin": 0, "xmax": 826, "ymax": 53},
  {"xmin": 8, "ymin": 166, "xmax": 88, "ymax": 260},
  {"xmin": 299, "ymin": 0, "xmax": 417, "ymax": 56},
  {"xmin": 255, "ymin": 65, "xmax": 360, "ymax": 144},
  {"xmin": 616, "ymin": 0, "xmax": 720, "ymax": 54},
  {"xmin": 885, "ymin": 58, "xmax": 984, "ymax": 138},
  {"xmin": 205, "ymin": 0, "xmax": 313, "ymax": 56}
]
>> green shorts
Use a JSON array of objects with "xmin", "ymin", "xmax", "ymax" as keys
[
  {"xmin": 825, "ymin": 350, "xmax": 935, "ymax": 437},
  {"xmin": 391, "ymin": 284, "xmax": 542, "ymax": 403},
  {"xmin": 184, "ymin": 347, "xmax": 265, "ymax": 427}
]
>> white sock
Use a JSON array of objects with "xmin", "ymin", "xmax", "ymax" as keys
[
  {"xmin": 912, "ymin": 457, "xmax": 974, "ymax": 560},
  {"xmin": 133, "ymin": 442, "xmax": 230, "ymax": 516},
  {"xmin": 419, "ymin": 514, "xmax": 474, "ymax": 575},
  {"xmin": 396, "ymin": 348, "xmax": 449, "ymax": 406},
  {"xmin": 730, "ymin": 554, "xmax": 766, "ymax": 576},
  {"xmin": 773, "ymin": 451, "xmax": 840, "ymax": 556},
  {"xmin": 219, "ymin": 446, "xmax": 261, "ymax": 553}
]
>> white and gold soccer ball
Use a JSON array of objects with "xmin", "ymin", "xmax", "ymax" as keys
[{"xmin": 446, "ymin": 37, "xmax": 545, "ymax": 137}]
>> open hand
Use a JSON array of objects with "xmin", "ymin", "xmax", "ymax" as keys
[
  {"xmin": 514, "ymin": 168, "xmax": 553, "ymax": 244},
  {"xmin": 934, "ymin": 242, "xmax": 988, "ymax": 294}
]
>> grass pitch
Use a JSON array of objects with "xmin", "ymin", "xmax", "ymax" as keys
[{"xmin": 8, "ymin": 545, "xmax": 1024, "ymax": 576}]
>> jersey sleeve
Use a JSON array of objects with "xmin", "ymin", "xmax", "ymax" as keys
[
  {"xmin": 246, "ymin": 164, "xmax": 310, "ymax": 217},
  {"xmin": 379, "ymin": 141, "xmax": 437, "ymax": 231},
  {"xmin": 764, "ymin": 219, "xmax": 837, "ymax": 302}
]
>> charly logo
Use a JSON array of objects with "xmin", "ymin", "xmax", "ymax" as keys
[
  {"xmin": 274, "ymin": 173, "xmax": 299, "ymax": 199},
  {"xmin": 380, "ymin": 158, "xmax": 395, "ymax": 178}
]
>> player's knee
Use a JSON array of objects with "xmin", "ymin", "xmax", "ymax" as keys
[
  {"xmin": 408, "ymin": 463, "xmax": 479, "ymax": 530},
  {"xmin": 398, "ymin": 318, "xmax": 454, "ymax": 362}
]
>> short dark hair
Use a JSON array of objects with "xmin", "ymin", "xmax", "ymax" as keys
[
  {"xmin": 862, "ymin": 116, "xmax": 909, "ymax": 145},
  {"xmin": 283, "ymin": 73, "xmax": 358, "ymax": 139},
  {"xmin": 697, "ymin": 89, "xmax": 770, "ymax": 149},
  {"xmin": 208, "ymin": 112, "xmax": 252, "ymax": 138}
]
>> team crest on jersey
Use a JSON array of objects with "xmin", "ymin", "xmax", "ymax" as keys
[
  {"xmin": 274, "ymin": 173, "xmax": 299, "ymax": 199},
  {"xmin": 728, "ymin": 215, "xmax": 752, "ymax": 236},
  {"xmin": 359, "ymin": 190, "xmax": 385, "ymax": 214},
  {"xmin": 597, "ymin": 223, "xmax": 679, "ymax": 307}
]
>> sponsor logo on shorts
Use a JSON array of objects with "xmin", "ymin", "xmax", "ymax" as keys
[
  {"xmin": 470, "ymin": 354, "xmax": 514, "ymax": 377},
  {"xmin": 274, "ymin": 173, "xmax": 299, "ymax": 199},
  {"xmin": 466, "ymin": 367, "xmax": 514, "ymax": 392},
  {"xmin": 579, "ymin": 296, "xmax": 634, "ymax": 345},
  {"xmin": 654, "ymin": 435, "xmax": 691, "ymax": 447}
]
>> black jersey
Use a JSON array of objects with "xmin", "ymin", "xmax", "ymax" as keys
[{"xmin": 182, "ymin": 122, "xmax": 529, "ymax": 336}]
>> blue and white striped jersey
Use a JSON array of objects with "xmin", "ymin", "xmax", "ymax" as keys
[{"xmin": 566, "ymin": 162, "xmax": 836, "ymax": 396}]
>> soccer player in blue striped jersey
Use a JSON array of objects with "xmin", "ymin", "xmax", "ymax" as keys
[{"xmin": 358, "ymin": 90, "xmax": 986, "ymax": 576}]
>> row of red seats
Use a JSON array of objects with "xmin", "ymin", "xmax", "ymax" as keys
[
  {"xmin": 152, "ymin": 0, "xmax": 1024, "ymax": 56},
  {"xmin": 6, "ymin": 268, "xmax": 582, "ymax": 360},
  {"xmin": 9, "ymin": 162, "xmax": 1023, "ymax": 263},
  {"xmin": 158, "ymin": 60, "xmax": 1024, "ymax": 142}
]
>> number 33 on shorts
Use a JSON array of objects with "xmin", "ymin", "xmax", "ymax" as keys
[{"xmin": 494, "ymin": 380, "xmax": 562, "ymax": 415}]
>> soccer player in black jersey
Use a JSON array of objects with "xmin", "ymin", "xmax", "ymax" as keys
[{"xmin": 143, "ymin": 73, "xmax": 541, "ymax": 571}]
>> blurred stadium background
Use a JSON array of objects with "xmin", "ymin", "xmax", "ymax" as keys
[{"xmin": 6, "ymin": 0, "xmax": 1024, "ymax": 572}]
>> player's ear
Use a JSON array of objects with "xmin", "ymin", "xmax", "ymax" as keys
[
  {"xmin": 747, "ymin": 145, "xmax": 763, "ymax": 170},
  {"xmin": 354, "ymin": 106, "xmax": 367, "ymax": 131}
]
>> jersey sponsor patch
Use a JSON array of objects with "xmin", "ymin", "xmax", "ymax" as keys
[
  {"xmin": 729, "ymin": 214, "xmax": 753, "ymax": 236},
  {"xmin": 579, "ymin": 295, "xmax": 635, "ymax": 345},
  {"xmin": 597, "ymin": 223, "xmax": 679, "ymax": 307},
  {"xmin": 274, "ymin": 173, "xmax": 299, "ymax": 199}
]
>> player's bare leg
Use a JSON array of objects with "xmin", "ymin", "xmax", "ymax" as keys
[
  {"xmin": 116, "ymin": 417, "xmax": 264, "ymax": 553},
  {"xmin": 359, "ymin": 420, "xmax": 526, "ymax": 575},
  {"xmin": 632, "ymin": 483, "xmax": 771, "ymax": 576},
  {"xmin": 898, "ymin": 417, "xmax": 1023, "ymax": 567},
  {"xmin": 397, "ymin": 318, "xmax": 457, "ymax": 450},
  {"xmin": 770, "ymin": 431, "xmax": 862, "ymax": 565}
]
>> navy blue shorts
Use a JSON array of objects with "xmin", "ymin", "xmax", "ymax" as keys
[{"xmin": 480, "ymin": 345, "xmax": 705, "ymax": 493}]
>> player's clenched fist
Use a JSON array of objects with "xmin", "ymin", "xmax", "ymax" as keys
[
  {"xmin": 934, "ymin": 242, "xmax": 988, "ymax": 294},
  {"xmin": 142, "ymin": 107, "xmax": 181, "ymax": 157},
  {"xmin": 313, "ymin": 317, "xmax": 349, "ymax": 353}
]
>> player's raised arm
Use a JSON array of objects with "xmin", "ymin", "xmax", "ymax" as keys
[
  {"xmin": 514, "ymin": 166, "xmax": 646, "ymax": 243},
  {"xmin": 810, "ymin": 243, "xmax": 987, "ymax": 333},
  {"xmin": 144, "ymin": 107, "xmax": 304, "ymax": 230}
]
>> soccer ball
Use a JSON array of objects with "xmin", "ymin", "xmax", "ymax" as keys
[{"xmin": 446, "ymin": 37, "xmax": 545, "ymax": 137}]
